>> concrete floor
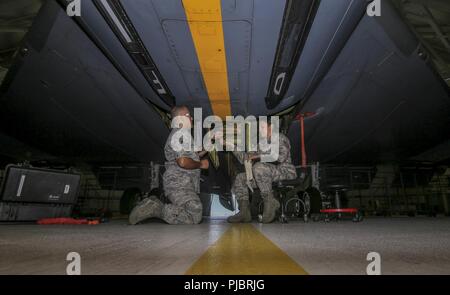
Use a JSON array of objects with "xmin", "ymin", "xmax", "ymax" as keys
[
  {"xmin": 0, "ymin": 217, "xmax": 449, "ymax": 274},
  {"xmin": 258, "ymin": 217, "xmax": 450, "ymax": 274}
]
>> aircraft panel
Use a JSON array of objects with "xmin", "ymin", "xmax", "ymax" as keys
[
  {"xmin": 72, "ymin": 0, "xmax": 173, "ymax": 109},
  {"xmin": 0, "ymin": 1, "xmax": 169, "ymax": 164},
  {"xmin": 264, "ymin": 0, "xmax": 368, "ymax": 115},
  {"xmin": 288, "ymin": 9, "xmax": 450, "ymax": 165}
]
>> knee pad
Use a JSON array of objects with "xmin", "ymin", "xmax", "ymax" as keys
[{"xmin": 185, "ymin": 200, "xmax": 203, "ymax": 224}]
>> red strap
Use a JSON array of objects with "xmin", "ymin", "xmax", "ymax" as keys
[{"xmin": 37, "ymin": 218, "xmax": 93, "ymax": 225}]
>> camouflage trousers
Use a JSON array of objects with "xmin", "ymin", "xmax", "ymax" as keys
[
  {"xmin": 161, "ymin": 170, "xmax": 202, "ymax": 225},
  {"xmin": 232, "ymin": 162, "xmax": 297, "ymax": 201},
  {"xmin": 161, "ymin": 190, "xmax": 203, "ymax": 225}
]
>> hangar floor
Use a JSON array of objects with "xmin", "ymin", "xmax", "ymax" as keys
[{"xmin": 0, "ymin": 218, "xmax": 449, "ymax": 275}]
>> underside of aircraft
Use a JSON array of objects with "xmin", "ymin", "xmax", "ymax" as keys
[{"xmin": 0, "ymin": 0, "xmax": 449, "ymax": 197}]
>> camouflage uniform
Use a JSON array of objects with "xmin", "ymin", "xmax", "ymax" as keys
[
  {"xmin": 161, "ymin": 128, "xmax": 203, "ymax": 224},
  {"xmin": 232, "ymin": 133, "xmax": 297, "ymax": 201}
]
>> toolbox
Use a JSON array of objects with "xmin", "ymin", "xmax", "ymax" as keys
[{"xmin": 0, "ymin": 165, "xmax": 80, "ymax": 221}]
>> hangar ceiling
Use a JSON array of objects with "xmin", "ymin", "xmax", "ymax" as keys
[
  {"xmin": 0, "ymin": 0, "xmax": 44, "ymax": 85},
  {"xmin": 392, "ymin": 0, "xmax": 450, "ymax": 86}
]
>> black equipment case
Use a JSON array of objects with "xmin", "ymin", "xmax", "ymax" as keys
[{"xmin": 0, "ymin": 165, "xmax": 81, "ymax": 221}]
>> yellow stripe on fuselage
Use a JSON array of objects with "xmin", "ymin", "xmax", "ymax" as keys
[{"xmin": 182, "ymin": 0, "xmax": 231, "ymax": 119}]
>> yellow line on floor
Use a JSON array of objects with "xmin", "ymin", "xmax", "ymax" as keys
[
  {"xmin": 182, "ymin": 0, "xmax": 232, "ymax": 119},
  {"xmin": 185, "ymin": 224, "xmax": 308, "ymax": 275}
]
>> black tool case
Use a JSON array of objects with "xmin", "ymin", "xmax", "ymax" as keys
[{"xmin": 0, "ymin": 165, "xmax": 81, "ymax": 221}]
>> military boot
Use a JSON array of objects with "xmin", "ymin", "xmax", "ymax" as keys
[
  {"xmin": 227, "ymin": 200, "xmax": 252, "ymax": 223},
  {"xmin": 129, "ymin": 196, "xmax": 164, "ymax": 225},
  {"xmin": 261, "ymin": 191, "xmax": 280, "ymax": 223}
]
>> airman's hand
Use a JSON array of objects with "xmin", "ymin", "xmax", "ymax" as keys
[
  {"xmin": 246, "ymin": 153, "xmax": 260, "ymax": 161},
  {"xmin": 200, "ymin": 159, "xmax": 210, "ymax": 170}
]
